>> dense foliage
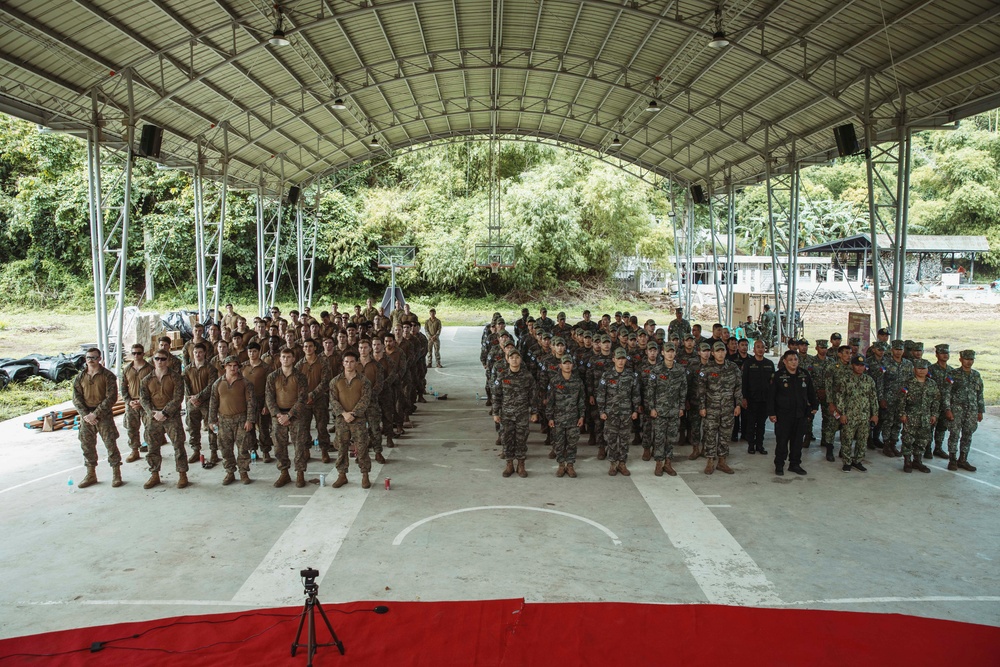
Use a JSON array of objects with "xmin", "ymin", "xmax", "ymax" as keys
[{"xmin": 1, "ymin": 112, "xmax": 998, "ymax": 308}]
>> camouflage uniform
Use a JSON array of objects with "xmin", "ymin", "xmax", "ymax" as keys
[
  {"xmin": 880, "ymin": 348, "xmax": 914, "ymax": 449},
  {"xmin": 358, "ymin": 357, "xmax": 385, "ymax": 454},
  {"xmin": 596, "ymin": 360, "xmax": 640, "ymax": 464},
  {"xmin": 667, "ymin": 317, "xmax": 691, "ymax": 341},
  {"xmin": 899, "ymin": 374, "xmax": 940, "ymax": 458},
  {"xmin": 832, "ymin": 366, "xmax": 878, "ymax": 465},
  {"xmin": 546, "ymin": 366, "xmax": 586, "ymax": 464},
  {"xmin": 865, "ymin": 348, "xmax": 889, "ymax": 448},
  {"xmin": 636, "ymin": 357, "xmax": 661, "ymax": 453},
  {"xmin": 208, "ymin": 372, "xmax": 257, "ymax": 473},
  {"xmin": 242, "ymin": 361, "xmax": 272, "ymax": 456},
  {"xmin": 493, "ymin": 366, "xmax": 538, "ymax": 461},
  {"xmin": 586, "ymin": 350, "xmax": 613, "ymax": 448},
  {"xmin": 685, "ymin": 353, "xmax": 708, "ymax": 452},
  {"xmin": 120, "ymin": 361, "xmax": 152, "ymax": 453},
  {"xmin": 425, "ymin": 316, "xmax": 442, "ymax": 366},
  {"xmin": 696, "ymin": 358, "xmax": 743, "ymax": 459},
  {"xmin": 265, "ymin": 368, "xmax": 308, "ymax": 473},
  {"xmin": 296, "ymin": 355, "xmax": 332, "ymax": 454},
  {"xmin": 645, "ymin": 361, "xmax": 687, "ymax": 462},
  {"xmin": 183, "ymin": 363, "xmax": 217, "ymax": 457},
  {"xmin": 330, "ymin": 373, "xmax": 373, "ymax": 474},
  {"xmin": 139, "ymin": 370, "xmax": 189, "ymax": 473},
  {"xmin": 943, "ymin": 359, "xmax": 985, "ymax": 459},
  {"xmin": 72, "ymin": 366, "xmax": 122, "ymax": 469},
  {"xmin": 824, "ymin": 359, "xmax": 851, "ymax": 449},
  {"xmin": 927, "ymin": 354, "xmax": 954, "ymax": 452}
]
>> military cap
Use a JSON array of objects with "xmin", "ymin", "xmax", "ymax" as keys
[
  {"xmin": 815, "ymin": 340, "xmax": 829, "ymax": 349},
  {"xmin": 637, "ymin": 329, "xmax": 648, "ymax": 337},
  {"xmin": 583, "ymin": 330, "xmax": 593, "ymax": 338},
  {"xmin": 960, "ymin": 349, "xmax": 976, "ymax": 360},
  {"xmin": 560, "ymin": 354, "xmax": 574, "ymax": 364},
  {"xmin": 614, "ymin": 348, "xmax": 628, "ymax": 359},
  {"xmin": 712, "ymin": 341, "xmax": 726, "ymax": 351},
  {"xmin": 849, "ymin": 337, "xmax": 861, "ymax": 345},
  {"xmin": 538, "ymin": 331, "xmax": 551, "ymax": 340},
  {"xmin": 557, "ymin": 312, "xmax": 566, "ymax": 319},
  {"xmin": 935, "ymin": 344, "xmax": 950, "ymax": 354},
  {"xmin": 850, "ymin": 353, "xmax": 866, "ymax": 365},
  {"xmin": 646, "ymin": 341, "xmax": 660, "ymax": 351},
  {"xmin": 602, "ymin": 334, "xmax": 613, "ymax": 343},
  {"xmin": 503, "ymin": 341, "xmax": 515, "ymax": 348},
  {"xmin": 655, "ymin": 327, "xmax": 666, "ymax": 337},
  {"xmin": 223, "ymin": 355, "xmax": 240, "ymax": 365},
  {"xmin": 499, "ymin": 331, "xmax": 512, "ymax": 339},
  {"xmin": 627, "ymin": 332, "xmax": 637, "ymax": 341},
  {"xmin": 551, "ymin": 337, "xmax": 565, "ymax": 346},
  {"xmin": 492, "ymin": 311, "xmax": 502, "ymax": 320},
  {"xmin": 698, "ymin": 342, "xmax": 712, "ymax": 352},
  {"xmin": 891, "ymin": 339, "xmax": 905, "ymax": 350},
  {"xmin": 663, "ymin": 343, "xmax": 676, "ymax": 353},
  {"xmin": 622, "ymin": 311, "xmax": 631, "ymax": 318},
  {"xmin": 669, "ymin": 333, "xmax": 680, "ymax": 342},
  {"xmin": 645, "ymin": 318, "xmax": 656, "ymax": 326},
  {"xmin": 574, "ymin": 328, "xmax": 584, "ymax": 336},
  {"xmin": 831, "ymin": 332, "xmax": 843, "ymax": 340},
  {"xmin": 615, "ymin": 311, "xmax": 623, "ymax": 317},
  {"xmin": 495, "ymin": 318, "xmax": 506, "ymax": 325},
  {"xmin": 509, "ymin": 347, "xmax": 523, "ymax": 357},
  {"xmin": 912, "ymin": 342, "xmax": 924, "ymax": 352},
  {"xmin": 872, "ymin": 341, "xmax": 889, "ymax": 351},
  {"xmin": 675, "ymin": 307, "xmax": 684, "ymax": 313},
  {"xmin": 526, "ymin": 316, "xmax": 536, "ymax": 324},
  {"xmin": 684, "ymin": 333, "xmax": 695, "ymax": 341},
  {"xmin": 903, "ymin": 339, "xmax": 915, "ymax": 350},
  {"xmin": 877, "ymin": 327, "xmax": 891, "ymax": 336},
  {"xmin": 913, "ymin": 358, "xmax": 931, "ymax": 370}
]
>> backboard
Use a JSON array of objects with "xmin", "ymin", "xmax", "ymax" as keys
[
  {"xmin": 377, "ymin": 245, "xmax": 417, "ymax": 268},
  {"xmin": 474, "ymin": 244, "xmax": 516, "ymax": 273}
]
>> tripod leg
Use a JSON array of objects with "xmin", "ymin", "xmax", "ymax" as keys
[
  {"xmin": 291, "ymin": 604, "xmax": 308, "ymax": 657},
  {"xmin": 314, "ymin": 600, "xmax": 346, "ymax": 655}
]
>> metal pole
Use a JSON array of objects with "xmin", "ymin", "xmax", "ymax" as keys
[
  {"xmin": 390, "ymin": 264, "xmax": 397, "ymax": 316},
  {"xmin": 895, "ymin": 125, "xmax": 912, "ymax": 338},
  {"xmin": 193, "ymin": 140, "xmax": 207, "ymax": 321},
  {"xmin": 295, "ymin": 196, "xmax": 305, "ymax": 313},
  {"xmin": 255, "ymin": 184, "xmax": 266, "ymax": 318},
  {"xmin": 86, "ymin": 121, "xmax": 109, "ymax": 362},
  {"xmin": 863, "ymin": 72, "xmax": 885, "ymax": 334},
  {"xmin": 764, "ymin": 126, "xmax": 784, "ymax": 347},
  {"xmin": 708, "ymin": 182, "xmax": 724, "ymax": 326},
  {"xmin": 787, "ymin": 146, "xmax": 799, "ymax": 338},
  {"xmin": 211, "ymin": 125, "xmax": 229, "ymax": 325},
  {"xmin": 685, "ymin": 188, "xmax": 694, "ymax": 314},
  {"xmin": 726, "ymin": 177, "xmax": 736, "ymax": 328},
  {"xmin": 269, "ymin": 159, "xmax": 285, "ymax": 311},
  {"xmin": 111, "ymin": 69, "xmax": 135, "ymax": 374},
  {"xmin": 669, "ymin": 178, "xmax": 685, "ymax": 315}
]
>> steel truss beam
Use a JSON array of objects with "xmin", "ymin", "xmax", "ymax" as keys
[
  {"xmin": 296, "ymin": 184, "xmax": 321, "ymax": 312},
  {"xmin": 765, "ymin": 130, "xmax": 800, "ymax": 345},
  {"xmin": 709, "ymin": 175, "xmax": 737, "ymax": 328},
  {"xmin": 193, "ymin": 128, "xmax": 229, "ymax": 325},
  {"xmin": 667, "ymin": 177, "xmax": 688, "ymax": 318},
  {"xmin": 86, "ymin": 74, "xmax": 135, "ymax": 374},
  {"xmin": 256, "ymin": 164, "xmax": 288, "ymax": 317}
]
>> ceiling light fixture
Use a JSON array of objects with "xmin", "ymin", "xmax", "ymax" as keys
[
  {"xmin": 708, "ymin": 7, "xmax": 729, "ymax": 48},
  {"xmin": 270, "ymin": 6, "xmax": 290, "ymax": 46},
  {"xmin": 332, "ymin": 98, "xmax": 346, "ymax": 110},
  {"xmin": 609, "ymin": 135, "xmax": 623, "ymax": 148},
  {"xmin": 645, "ymin": 100, "xmax": 660, "ymax": 113},
  {"xmin": 646, "ymin": 76, "xmax": 662, "ymax": 112},
  {"xmin": 369, "ymin": 135, "xmax": 379, "ymax": 147}
]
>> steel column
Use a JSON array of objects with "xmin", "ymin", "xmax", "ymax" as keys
[
  {"xmin": 685, "ymin": 189, "xmax": 694, "ymax": 316},
  {"xmin": 725, "ymin": 178, "xmax": 736, "ymax": 328},
  {"xmin": 708, "ymin": 180, "xmax": 724, "ymax": 326},
  {"xmin": 668, "ymin": 178, "xmax": 685, "ymax": 315}
]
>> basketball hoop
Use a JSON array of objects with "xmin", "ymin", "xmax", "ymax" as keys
[{"xmin": 490, "ymin": 262, "xmax": 500, "ymax": 274}]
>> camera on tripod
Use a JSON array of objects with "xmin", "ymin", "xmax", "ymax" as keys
[{"xmin": 300, "ymin": 568, "xmax": 320, "ymax": 595}]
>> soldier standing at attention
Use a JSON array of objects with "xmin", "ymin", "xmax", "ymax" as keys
[
  {"xmin": 547, "ymin": 354, "xmax": 585, "ymax": 478},
  {"xmin": 183, "ymin": 342, "xmax": 218, "ymax": 466},
  {"xmin": 371, "ymin": 337, "xmax": 397, "ymax": 449},
  {"xmin": 330, "ymin": 351, "xmax": 374, "ymax": 489},
  {"xmin": 667, "ymin": 308, "xmax": 691, "ymax": 340},
  {"xmin": 265, "ymin": 349, "xmax": 308, "ymax": 488},
  {"xmin": 866, "ymin": 341, "xmax": 890, "ymax": 454},
  {"xmin": 767, "ymin": 350, "xmax": 818, "ymax": 476},
  {"xmin": 296, "ymin": 339, "xmax": 332, "ymax": 463},
  {"xmin": 425, "ymin": 308, "xmax": 443, "ymax": 367},
  {"xmin": 243, "ymin": 342, "xmax": 273, "ymax": 462},
  {"xmin": 221, "ymin": 303, "xmax": 241, "ymax": 332},
  {"xmin": 646, "ymin": 342, "xmax": 686, "ymax": 477},
  {"xmin": 493, "ymin": 349, "xmax": 539, "ymax": 478},
  {"xmin": 121, "ymin": 343, "xmax": 152, "ymax": 463},
  {"xmin": 899, "ymin": 359, "xmax": 940, "ymax": 474},
  {"xmin": 825, "ymin": 344, "xmax": 852, "ymax": 461},
  {"xmin": 637, "ymin": 340, "xmax": 662, "ymax": 462},
  {"xmin": 182, "ymin": 323, "xmax": 208, "ymax": 369},
  {"xmin": 881, "ymin": 340, "xmax": 914, "ymax": 456},
  {"xmin": 140, "ymin": 349, "xmax": 189, "ymax": 489},
  {"xmin": 72, "ymin": 348, "xmax": 123, "ymax": 489},
  {"xmin": 362, "ymin": 297, "xmax": 379, "ymax": 324},
  {"xmin": 741, "ymin": 339, "xmax": 774, "ymax": 456},
  {"xmin": 927, "ymin": 343, "xmax": 954, "ymax": 461},
  {"xmin": 942, "ymin": 350, "xmax": 984, "ymax": 472},
  {"xmin": 686, "ymin": 341, "xmax": 712, "ymax": 460},
  {"xmin": 597, "ymin": 348, "xmax": 641, "ymax": 476},
  {"xmin": 832, "ymin": 354, "xmax": 879, "ymax": 472},
  {"xmin": 208, "ymin": 356, "xmax": 255, "ymax": 485},
  {"xmin": 697, "ymin": 341, "xmax": 743, "ymax": 474},
  {"xmin": 357, "ymin": 338, "xmax": 387, "ymax": 464}
]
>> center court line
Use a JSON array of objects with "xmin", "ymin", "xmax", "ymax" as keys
[
  {"xmin": 231, "ymin": 451, "xmax": 392, "ymax": 606},
  {"xmin": 972, "ymin": 447, "xmax": 1000, "ymax": 461},
  {"xmin": 929, "ymin": 464, "xmax": 1000, "ymax": 490},
  {"xmin": 630, "ymin": 474, "xmax": 783, "ymax": 606},
  {"xmin": 0, "ymin": 465, "xmax": 83, "ymax": 495}
]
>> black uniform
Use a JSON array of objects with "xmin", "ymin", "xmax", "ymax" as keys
[
  {"xmin": 728, "ymin": 352, "xmax": 749, "ymax": 441},
  {"xmin": 766, "ymin": 367, "xmax": 819, "ymax": 472},
  {"xmin": 742, "ymin": 356, "xmax": 775, "ymax": 454}
]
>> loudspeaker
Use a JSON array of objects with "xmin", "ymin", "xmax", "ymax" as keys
[
  {"xmin": 287, "ymin": 186, "xmax": 300, "ymax": 206},
  {"xmin": 139, "ymin": 124, "xmax": 163, "ymax": 158},
  {"xmin": 833, "ymin": 123, "xmax": 859, "ymax": 157},
  {"xmin": 691, "ymin": 184, "xmax": 707, "ymax": 205}
]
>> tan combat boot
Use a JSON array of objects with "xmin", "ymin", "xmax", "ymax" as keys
[
  {"xmin": 78, "ymin": 466, "xmax": 98, "ymax": 489},
  {"xmin": 240, "ymin": 471, "xmax": 252, "ymax": 485},
  {"xmin": 176, "ymin": 472, "xmax": 190, "ymax": 488},
  {"xmin": 273, "ymin": 470, "xmax": 291, "ymax": 487},
  {"xmin": 143, "ymin": 472, "xmax": 161, "ymax": 489},
  {"xmin": 556, "ymin": 463, "xmax": 566, "ymax": 477},
  {"xmin": 375, "ymin": 452, "xmax": 386, "ymax": 464},
  {"xmin": 688, "ymin": 445, "xmax": 702, "ymax": 460},
  {"xmin": 295, "ymin": 471, "xmax": 306, "ymax": 488},
  {"xmin": 617, "ymin": 462, "xmax": 631, "ymax": 476},
  {"xmin": 502, "ymin": 460, "xmax": 515, "ymax": 478},
  {"xmin": 654, "ymin": 460, "xmax": 664, "ymax": 477},
  {"xmin": 548, "ymin": 449, "xmax": 556, "ymax": 459},
  {"xmin": 222, "ymin": 471, "xmax": 236, "ymax": 485},
  {"xmin": 332, "ymin": 471, "xmax": 349, "ymax": 488},
  {"xmin": 209, "ymin": 450, "xmax": 220, "ymax": 465},
  {"xmin": 663, "ymin": 459, "xmax": 677, "ymax": 477},
  {"xmin": 126, "ymin": 449, "xmax": 141, "ymax": 463},
  {"xmin": 608, "ymin": 462, "xmax": 618, "ymax": 476},
  {"xmin": 704, "ymin": 457, "xmax": 716, "ymax": 475},
  {"xmin": 321, "ymin": 451, "xmax": 332, "ymax": 464},
  {"xmin": 596, "ymin": 446, "xmax": 607, "ymax": 460},
  {"xmin": 111, "ymin": 466, "xmax": 123, "ymax": 488},
  {"xmin": 642, "ymin": 447, "xmax": 652, "ymax": 461},
  {"xmin": 361, "ymin": 473, "xmax": 371, "ymax": 489},
  {"xmin": 386, "ymin": 435, "xmax": 395, "ymax": 448},
  {"xmin": 188, "ymin": 450, "xmax": 200, "ymax": 464},
  {"xmin": 565, "ymin": 463, "xmax": 577, "ymax": 478},
  {"xmin": 516, "ymin": 460, "xmax": 527, "ymax": 478},
  {"xmin": 716, "ymin": 457, "xmax": 734, "ymax": 474}
]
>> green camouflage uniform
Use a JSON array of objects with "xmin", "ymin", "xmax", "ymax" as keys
[
  {"xmin": 208, "ymin": 374, "xmax": 257, "ymax": 473},
  {"xmin": 330, "ymin": 373, "xmax": 373, "ymax": 474},
  {"xmin": 825, "ymin": 360, "xmax": 851, "ymax": 447},
  {"xmin": 586, "ymin": 352, "xmax": 613, "ymax": 446},
  {"xmin": 596, "ymin": 363, "xmax": 640, "ymax": 463},
  {"xmin": 899, "ymin": 377, "xmax": 940, "ymax": 458},
  {"xmin": 645, "ymin": 361, "xmax": 687, "ymax": 461},
  {"xmin": 265, "ymin": 368, "xmax": 308, "ymax": 473},
  {"xmin": 806, "ymin": 353, "xmax": 835, "ymax": 446},
  {"xmin": 943, "ymin": 367, "xmax": 985, "ymax": 458},
  {"xmin": 667, "ymin": 317, "xmax": 691, "ymax": 340},
  {"xmin": 546, "ymin": 369, "xmax": 586, "ymax": 464},
  {"xmin": 833, "ymin": 371, "xmax": 878, "ymax": 464},
  {"xmin": 120, "ymin": 361, "xmax": 152, "ymax": 452},
  {"xmin": 139, "ymin": 370, "xmax": 188, "ymax": 473},
  {"xmin": 493, "ymin": 366, "xmax": 538, "ymax": 461},
  {"xmin": 927, "ymin": 360, "xmax": 954, "ymax": 449},
  {"xmin": 880, "ymin": 355, "xmax": 914, "ymax": 447},
  {"xmin": 696, "ymin": 360, "xmax": 743, "ymax": 459}
]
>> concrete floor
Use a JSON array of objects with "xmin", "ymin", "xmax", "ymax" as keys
[{"xmin": 1, "ymin": 326, "xmax": 998, "ymax": 640}]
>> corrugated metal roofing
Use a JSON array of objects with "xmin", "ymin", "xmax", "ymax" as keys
[{"xmin": 1, "ymin": 0, "xmax": 999, "ymax": 191}]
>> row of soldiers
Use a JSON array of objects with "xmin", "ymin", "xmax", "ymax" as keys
[
  {"xmin": 481, "ymin": 308, "xmax": 986, "ymax": 477},
  {"xmin": 71, "ymin": 301, "xmax": 444, "ymax": 490}
]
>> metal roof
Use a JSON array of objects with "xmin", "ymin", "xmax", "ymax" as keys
[
  {"xmin": 800, "ymin": 234, "xmax": 991, "ymax": 254},
  {"xmin": 2, "ymin": 0, "xmax": 999, "ymax": 191}
]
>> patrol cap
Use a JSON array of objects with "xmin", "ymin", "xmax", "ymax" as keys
[
  {"xmin": 499, "ymin": 331, "xmax": 512, "ymax": 339},
  {"xmin": 551, "ymin": 337, "xmax": 565, "ymax": 346},
  {"xmin": 913, "ymin": 358, "xmax": 931, "ymax": 370},
  {"xmin": 712, "ymin": 341, "xmax": 726, "ymax": 351},
  {"xmin": 560, "ymin": 354, "xmax": 574, "ymax": 364},
  {"xmin": 623, "ymin": 311, "xmax": 631, "ymax": 319},
  {"xmin": 669, "ymin": 333, "xmax": 680, "ymax": 342},
  {"xmin": 684, "ymin": 333, "xmax": 695, "ymax": 341},
  {"xmin": 663, "ymin": 343, "xmax": 677, "ymax": 353},
  {"xmin": 877, "ymin": 327, "xmax": 891, "ymax": 336},
  {"xmin": 830, "ymin": 332, "xmax": 842, "ymax": 340},
  {"xmin": 646, "ymin": 341, "xmax": 660, "ymax": 351},
  {"xmin": 492, "ymin": 311, "xmax": 502, "ymax": 321},
  {"xmin": 873, "ymin": 341, "xmax": 889, "ymax": 351},
  {"xmin": 655, "ymin": 327, "xmax": 666, "ymax": 337},
  {"xmin": 815, "ymin": 340, "xmax": 829, "ymax": 349},
  {"xmin": 675, "ymin": 307, "xmax": 684, "ymax": 313},
  {"xmin": 645, "ymin": 318, "xmax": 656, "ymax": 326},
  {"xmin": 496, "ymin": 318, "xmax": 506, "ymax": 325},
  {"xmin": 558, "ymin": 312, "xmax": 566, "ymax": 320},
  {"xmin": 503, "ymin": 341, "xmax": 515, "ymax": 349},
  {"xmin": 849, "ymin": 337, "xmax": 861, "ymax": 345},
  {"xmin": 850, "ymin": 354, "xmax": 866, "ymax": 365},
  {"xmin": 583, "ymin": 330, "xmax": 593, "ymax": 339},
  {"xmin": 912, "ymin": 342, "xmax": 924, "ymax": 352},
  {"xmin": 615, "ymin": 311, "xmax": 623, "ymax": 317},
  {"xmin": 699, "ymin": 342, "xmax": 712, "ymax": 352},
  {"xmin": 614, "ymin": 348, "xmax": 628, "ymax": 359},
  {"xmin": 507, "ymin": 348, "xmax": 521, "ymax": 358},
  {"xmin": 539, "ymin": 331, "xmax": 551, "ymax": 340},
  {"xmin": 526, "ymin": 316, "xmax": 536, "ymax": 324},
  {"xmin": 960, "ymin": 349, "xmax": 976, "ymax": 360},
  {"xmin": 574, "ymin": 328, "xmax": 583, "ymax": 336},
  {"xmin": 903, "ymin": 339, "xmax": 915, "ymax": 350},
  {"xmin": 935, "ymin": 344, "xmax": 950, "ymax": 354},
  {"xmin": 223, "ymin": 355, "xmax": 240, "ymax": 366},
  {"xmin": 637, "ymin": 329, "xmax": 648, "ymax": 337},
  {"xmin": 891, "ymin": 339, "xmax": 904, "ymax": 350},
  {"xmin": 627, "ymin": 332, "xmax": 637, "ymax": 341}
]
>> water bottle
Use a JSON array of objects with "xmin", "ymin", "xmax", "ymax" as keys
[
  {"xmin": 67, "ymin": 477, "xmax": 76, "ymax": 493},
  {"xmin": 319, "ymin": 473, "xmax": 326, "ymax": 487},
  {"xmin": 251, "ymin": 450, "xmax": 258, "ymax": 464}
]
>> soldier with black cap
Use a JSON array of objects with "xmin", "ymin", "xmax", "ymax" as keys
[
  {"xmin": 942, "ymin": 349, "xmax": 984, "ymax": 472},
  {"xmin": 866, "ymin": 327, "xmax": 891, "ymax": 358},
  {"xmin": 553, "ymin": 312, "xmax": 573, "ymax": 341},
  {"xmin": 537, "ymin": 308, "xmax": 554, "ymax": 332},
  {"xmin": 514, "ymin": 308, "xmax": 531, "ymax": 341},
  {"xmin": 829, "ymin": 332, "xmax": 843, "ymax": 350},
  {"xmin": 742, "ymin": 339, "xmax": 774, "ymax": 456},
  {"xmin": 768, "ymin": 350, "xmax": 818, "ymax": 475},
  {"xmin": 928, "ymin": 343, "xmax": 954, "ymax": 459},
  {"xmin": 832, "ymin": 353, "xmax": 879, "ymax": 472}
]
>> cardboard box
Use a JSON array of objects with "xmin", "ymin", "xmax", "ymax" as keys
[{"xmin": 169, "ymin": 330, "xmax": 183, "ymax": 349}]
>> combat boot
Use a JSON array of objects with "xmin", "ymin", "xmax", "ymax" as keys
[
  {"xmin": 176, "ymin": 472, "xmax": 190, "ymax": 489},
  {"xmin": 882, "ymin": 442, "xmax": 896, "ymax": 458},
  {"xmin": 588, "ymin": 431, "xmax": 597, "ymax": 447},
  {"xmin": 143, "ymin": 472, "xmax": 161, "ymax": 489},
  {"xmin": 596, "ymin": 446, "xmax": 607, "ymax": 460},
  {"xmin": 321, "ymin": 451, "xmax": 332, "ymax": 464},
  {"xmin": 704, "ymin": 457, "xmax": 716, "ymax": 474},
  {"xmin": 516, "ymin": 460, "xmax": 527, "ymax": 478},
  {"xmin": 947, "ymin": 454, "xmax": 958, "ymax": 471},
  {"xmin": 957, "ymin": 454, "xmax": 977, "ymax": 472},
  {"xmin": 188, "ymin": 449, "xmax": 200, "ymax": 464},
  {"xmin": 210, "ymin": 450, "xmax": 220, "ymax": 465},
  {"xmin": 912, "ymin": 454, "xmax": 931, "ymax": 473},
  {"xmin": 608, "ymin": 462, "xmax": 618, "ymax": 476},
  {"xmin": 902, "ymin": 456, "xmax": 912, "ymax": 473},
  {"xmin": 361, "ymin": 473, "xmax": 371, "ymax": 489},
  {"xmin": 548, "ymin": 449, "xmax": 556, "ymax": 459},
  {"xmin": 495, "ymin": 434, "xmax": 502, "ymax": 447},
  {"xmin": 923, "ymin": 445, "xmax": 933, "ymax": 460},
  {"xmin": 824, "ymin": 444, "xmax": 835, "ymax": 462},
  {"xmin": 890, "ymin": 442, "xmax": 901, "ymax": 457},
  {"xmin": 688, "ymin": 444, "xmax": 702, "ymax": 460},
  {"xmin": 240, "ymin": 472, "xmax": 252, "ymax": 485},
  {"xmin": 654, "ymin": 460, "xmax": 664, "ymax": 477},
  {"xmin": 386, "ymin": 434, "xmax": 395, "ymax": 448},
  {"xmin": 716, "ymin": 457, "xmax": 734, "ymax": 474},
  {"xmin": 222, "ymin": 471, "xmax": 236, "ymax": 485},
  {"xmin": 565, "ymin": 464, "xmax": 577, "ymax": 478},
  {"xmin": 502, "ymin": 460, "xmax": 515, "ymax": 477},
  {"xmin": 747, "ymin": 443, "xmax": 754, "ymax": 454},
  {"xmin": 78, "ymin": 466, "xmax": 98, "ymax": 489},
  {"xmin": 263, "ymin": 450, "xmax": 274, "ymax": 463},
  {"xmin": 932, "ymin": 445, "xmax": 948, "ymax": 460},
  {"xmin": 126, "ymin": 449, "xmax": 141, "ymax": 463},
  {"xmin": 332, "ymin": 472, "xmax": 349, "ymax": 487},
  {"xmin": 111, "ymin": 466, "xmax": 123, "ymax": 488},
  {"xmin": 273, "ymin": 470, "xmax": 291, "ymax": 488},
  {"xmin": 556, "ymin": 463, "xmax": 566, "ymax": 477},
  {"xmin": 617, "ymin": 462, "xmax": 631, "ymax": 477},
  {"xmin": 295, "ymin": 471, "xmax": 306, "ymax": 488},
  {"xmin": 662, "ymin": 459, "xmax": 677, "ymax": 477},
  {"xmin": 375, "ymin": 452, "xmax": 386, "ymax": 464},
  {"xmin": 642, "ymin": 447, "xmax": 652, "ymax": 461}
]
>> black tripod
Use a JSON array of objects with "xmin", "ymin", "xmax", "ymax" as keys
[{"xmin": 291, "ymin": 569, "xmax": 344, "ymax": 665}]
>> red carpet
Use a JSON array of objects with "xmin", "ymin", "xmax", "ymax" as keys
[{"xmin": 1, "ymin": 600, "xmax": 998, "ymax": 666}]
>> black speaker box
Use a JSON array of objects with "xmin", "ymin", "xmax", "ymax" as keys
[
  {"xmin": 139, "ymin": 124, "xmax": 163, "ymax": 158},
  {"xmin": 691, "ymin": 185, "xmax": 707, "ymax": 205},
  {"xmin": 287, "ymin": 186, "xmax": 301, "ymax": 206},
  {"xmin": 833, "ymin": 123, "xmax": 859, "ymax": 157}
]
